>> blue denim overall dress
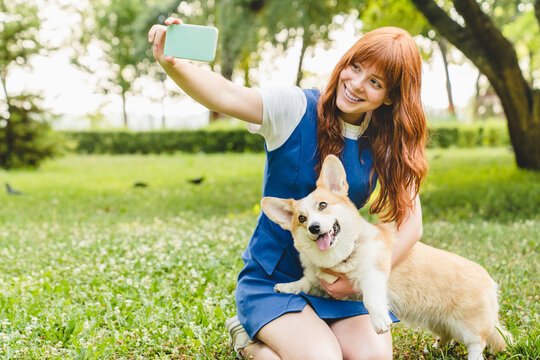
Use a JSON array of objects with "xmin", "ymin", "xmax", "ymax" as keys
[{"xmin": 236, "ymin": 89, "xmax": 398, "ymax": 339}]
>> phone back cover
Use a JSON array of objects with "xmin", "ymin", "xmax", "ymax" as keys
[{"xmin": 164, "ymin": 24, "xmax": 218, "ymax": 62}]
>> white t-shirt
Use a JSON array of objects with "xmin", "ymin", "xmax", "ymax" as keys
[{"xmin": 247, "ymin": 87, "xmax": 371, "ymax": 151}]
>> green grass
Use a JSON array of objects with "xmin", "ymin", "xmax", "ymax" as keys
[{"xmin": 0, "ymin": 148, "xmax": 538, "ymax": 359}]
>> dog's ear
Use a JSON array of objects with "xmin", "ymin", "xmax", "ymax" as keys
[
  {"xmin": 317, "ymin": 154, "xmax": 349, "ymax": 196},
  {"xmin": 261, "ymin": 197, "xmax": 294, "ymax": 231}
]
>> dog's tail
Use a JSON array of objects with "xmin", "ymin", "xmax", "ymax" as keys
[{"xmin": 487, "ymin": 323, "xmax": 512, "ymax": 352}]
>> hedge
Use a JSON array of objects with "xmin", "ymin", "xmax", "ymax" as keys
[
  {"xmin": 61, "ymin": 129, "xmax": 265, "ymax": 154},
  {"xmin": 61, "ymin": 122, "xmax": 509, "ymax": 154},
  {"xmin": 428, "ymin": 122, "xmax": 509, "ymax": 148}
]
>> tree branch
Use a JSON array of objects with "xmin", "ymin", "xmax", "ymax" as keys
[
  {"xmin": 452, "ymin": 0, "xmax": 517, "ymax": 65},
  {"xmin": 409, "ymin": 0, "xmax": 493, "ymax": 77}
]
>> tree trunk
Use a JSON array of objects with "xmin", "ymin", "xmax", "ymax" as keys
[
  {"xmin": 410, "ymin": 0, "xmax": 540, "ymax": 170},
  {"xmin": 473, "ymin": 70, "xmax": 482, "ymax": 118},
  {"xmin": 0, "ymin": 72, "xmax": 10, "ymax": 111},
  {"xmin": 437, "ymin": 38, "xmax": 455, "ymax": 116},
  {"xmin": 160, "ymin": 73, "xmax": 167, "ymax": 129},
  {"xmin": 161, "ymin": 98, "xmax": 166, "ymax": 129},
  {"xmin": 296, "ymin": 30, "xmax": 310, "ymax": 87},
  {"xmin": 121, "ymin": 89, "xmax": 128, "ymax": 128}
]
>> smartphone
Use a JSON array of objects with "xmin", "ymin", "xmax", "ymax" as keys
[{"xmin": 164, "ymin": 24, "xmax": 218, "ymax": 62}]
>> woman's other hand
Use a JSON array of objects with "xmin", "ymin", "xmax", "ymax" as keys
[
  {"xmin": 148, "ymin": 17, "xmax": 182, "ymax": 66},
  {"xmin": 318, "ymin": 268, "xmax": 360, "ymax": 300}
]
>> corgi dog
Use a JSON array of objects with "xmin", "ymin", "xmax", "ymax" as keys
[{"xmin": 261, "ymin": 155, "xmax": 510, "ymax": 360}]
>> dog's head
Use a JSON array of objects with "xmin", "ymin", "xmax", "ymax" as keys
[{"xmin": 262, "ymin": 155, "xmax": 365, "ymax": 265}]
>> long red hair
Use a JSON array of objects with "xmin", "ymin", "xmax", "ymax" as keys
[{"xmin": 316, "ymin": 27, "xmax": 428, "ymax": 226}]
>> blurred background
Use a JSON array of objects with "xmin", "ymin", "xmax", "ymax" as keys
[{"xmin": 0, "ymin": 0, "xmax": 538, "ymax": 169}]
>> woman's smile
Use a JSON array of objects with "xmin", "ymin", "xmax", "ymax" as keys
[{"xmin": 343, "ymin": 85, "xmax": 363, "ymax": 102}]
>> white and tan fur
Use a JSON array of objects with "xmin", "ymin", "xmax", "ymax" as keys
[{"xmin": 261, "ymin": 155, "xmax": 510, "ymax": 360}]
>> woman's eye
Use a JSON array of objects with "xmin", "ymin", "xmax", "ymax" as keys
[
  {"xmin": 298, "ymin": 215, "xmax": 307, "ymax": 223},
  {"xmin": 371, "ymin": 79, "xmax": 382, "ymax": 89},
  {"xmin": 318, "ymin": 202, "xmax": 327, "ymax": 210},
  {"xmin": 351, "ymin": 63, "xmax": 360, "ymax": 71}
]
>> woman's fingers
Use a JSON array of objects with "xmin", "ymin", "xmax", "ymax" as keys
[
  {"xmin": 149, "ymin": 18, "xmax": 183, "ymax": 63},
  {"xmin": 148, "ymin": 24, "xmax": 165, "ymax": 44},
  {"xmin": 149, "ymin": 17, "xmax": 182, "ymax": 43},
  {"xmin": 148, "ymin": 24, "xmax": 158, "ymax": 42},
  {"xmin": 164, "ymin": 17, "xmax": 183, "ymax": 25},
  {"xmin": 151, "ymin": 26, "xmax": 167, "ymax": 59}
]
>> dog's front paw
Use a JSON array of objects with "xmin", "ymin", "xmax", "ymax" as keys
[
  {"xmin": 370, "ymin": 313, "xmax": 392, "ymax": 334},
  {"xmin": 274, "ymin": 282, "xmax": 302, "ymax": 294}
]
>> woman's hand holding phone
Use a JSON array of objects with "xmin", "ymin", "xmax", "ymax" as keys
[
  {"xmin": 146, "ymin": 17, "xmax": 262, "ymax": 125},
  {"xmin": 148, "ymin": 17, "xmax": 183, "ymax": 66}
]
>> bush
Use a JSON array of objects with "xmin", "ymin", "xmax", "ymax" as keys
[
  {"xmin": 62, "ymin": 121, "xmax": 509, "ymax": 155},
  {"xmin": 0, "ymin": 95, "xmax": 62, "ymax": 169},
  {"xmin": 428, "ymin": 121, "xmax": 509, "ymax": 148},
  {"xmin": 62, "ymin": 129, "xmax": 265, "ymax": 154}
]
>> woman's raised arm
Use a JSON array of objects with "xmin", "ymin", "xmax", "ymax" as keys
[{"xmin": 148, "ymin": 18, "xmax": 263, "ymax": 125}]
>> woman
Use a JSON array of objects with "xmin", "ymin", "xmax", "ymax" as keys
[{"xmin": 149, "ymin": 19, "xmax": 427, "ymax": 359}]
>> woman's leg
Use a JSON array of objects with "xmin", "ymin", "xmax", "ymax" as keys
[
  {"xmin": 329, "ymin": 314, "xmax": 393, "ymax": 360},
  {"xmin": 241, "ymin": 305, "xmax": 342, "ymax": 360}
]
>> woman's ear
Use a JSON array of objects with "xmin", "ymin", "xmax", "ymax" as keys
[{"xmin": 384, "ymin": 98, "xmax": 392, "ymax": 105}]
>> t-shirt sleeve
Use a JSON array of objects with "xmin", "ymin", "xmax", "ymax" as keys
[{"xmin": 246, "ymin": 86, "xmax": 307, "ymax": 151}]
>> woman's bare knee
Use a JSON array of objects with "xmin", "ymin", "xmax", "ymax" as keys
[
  {"xmin": 331, "ymin": 314, "xmax": 393, "ymax": 360},
  {"xmin": 241, "ymin": 342, "xmax": 280, "ymax": 360},
  {"xmin": 344, "ymin": 345, "xmax": 392, "ymax": 360},
  {"xmin": 255, "ymin": 306, "xmax": 342, "ymax": 360}
]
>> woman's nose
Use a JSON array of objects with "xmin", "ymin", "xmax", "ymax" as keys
[{"xmin": 350, "ymin": 75, "xmax": 366, "ymax": 92}]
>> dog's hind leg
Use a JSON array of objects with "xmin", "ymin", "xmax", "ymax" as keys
[
  {"xmin": 432, "ymin": 335, "xmax": 452, "ymax": 350},
  {"xmin": 466, "ymin": 342, "xmax": 486, "ymax": 360}
]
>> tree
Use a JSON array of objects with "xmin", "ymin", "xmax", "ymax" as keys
[
  {"xmin": 260, "ymin": 0, "xmax": 361, "ymax": 86},
  {"xmin": 139, "ymin": 0, "xmax": 264, "ymax": 121},
  {"xmin": 155, "ymin": 0, "xmax": 264, "ymax": 84},
  {"xmin": 0, "ymin": 0, "xmax": 42, "ymax": 115},
  {"xmin": 410, "ymin": 0, "xmax": 540, "ymax": 170},
  {"xmin": 0, "ymin": 0, "xmax": 59, "ymax": 168},
  {"xmin": 72, "ymin": 0, "xmax": 152, "ymax": 128}
]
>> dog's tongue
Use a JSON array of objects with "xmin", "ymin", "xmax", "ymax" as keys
[{"xmin": 316, "ymin": 232, "xmax": 332, "ymax": 251}]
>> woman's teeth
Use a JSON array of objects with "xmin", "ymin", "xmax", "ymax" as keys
[{"xmin": 344, "ymin": 86, "xmax": 362, "ymax": 102}]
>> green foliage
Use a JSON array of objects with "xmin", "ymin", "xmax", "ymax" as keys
[
  {"xmin": 62, "ymin": 129, "xmax": 265, "ymax": 154},
  {"xmin": 428, "ymin": 121, "xmax": 509, "ymax": 148},
  {"xmin": 0, "ymin": 0, "xmax": 60, "ymax": 169},
  {"xmin": 0, "ymin": 149, "xmax": 537, "ymax": 358},
  {"xmin": 62, "ymin": 121, "xmax": 509, "ymax": 155},
  {"xmin": 259, "ymin": 0, "xmax": 362, "ymax": 85},
  {"xmin": 167, "ymin": 0, "xmax": 364, "ymax": 85},
  {"xmin": 0, "ymin": 0, "xmax": 43, "ymax": 72},
  {"xmin": 0, "ymin": 95, "xmax": 61, "ymax": 169},
  {"xmin": 72, "ymin": 0, "xmax": 158, "ymax": 127},
  {"xmin": 362, "ymin": 0, "xmax": 430, "ymax": 36},
  {"xmin": 500, "ymin": 4, "xmax": 539, "ymax": 84}
]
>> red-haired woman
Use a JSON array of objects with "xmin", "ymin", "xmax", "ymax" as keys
[{"xmin": 149, "ymin": 19, "xmax": 427, "ymax": 359}]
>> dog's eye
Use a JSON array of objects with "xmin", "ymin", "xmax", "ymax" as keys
[
  {"xmin": 298, "ymin": 215, "xmax": 307, "ymax": 223},
  {"xmin": 318, "ymin": 202, "xmax": 327, "ymax": 210}
]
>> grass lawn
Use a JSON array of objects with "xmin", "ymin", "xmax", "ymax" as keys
[{"xmin": 0, "ymin": 148, "xmax": 538, "ymax": 359}]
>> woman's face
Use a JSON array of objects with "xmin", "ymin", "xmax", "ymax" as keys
[{"xmin": 336, "ymin": 61, "xmax": 390, "ymax": 125}]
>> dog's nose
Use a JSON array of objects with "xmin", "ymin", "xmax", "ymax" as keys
[{"xmin": 308, "ymin": 223, "xmax": 320, "ymax": 234}]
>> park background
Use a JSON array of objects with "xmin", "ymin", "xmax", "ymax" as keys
[{"xmin": 0, "ymin": 0, "xmax": 539, "ymax": 359}]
